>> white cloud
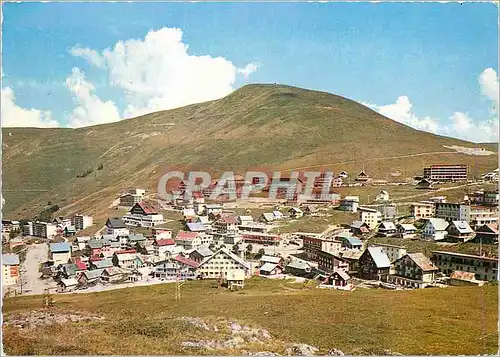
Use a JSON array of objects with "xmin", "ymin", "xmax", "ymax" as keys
[
  {"xmin": 237, "ymin": 62, "xmax": 259, "ymax": 78},
  {"xmin": 479, "ymin": 67, "xmax": 499, "ymax": 109},
  {"xmin": 69, "ymin": 47, "xmax": 106, "ymax": 69},
  {"xmin": 65, "ymin": 67, "xmax": 121, "ymax": 128},
  {"xmin": 363, "ymin": 96, "xmax": 441, "ymax": 134},
  {"xmin": 1, "ymin": 87, "xmax": 59, "ymax": 128},
  {"xmin": 364, "ymin": 67, "xmax": 499, "ymax": 143},
  {"xmin": 71, "ymin": 27, "xmax": 259, "ymax": 118},
  {"xmin": 449, "ymin": 111, "xmax": 498, "ymax": 143}
]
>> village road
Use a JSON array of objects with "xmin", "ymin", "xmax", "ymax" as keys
[{"xmin": 21, "ymin": 243, "xmax": 56, "ymax": 296}]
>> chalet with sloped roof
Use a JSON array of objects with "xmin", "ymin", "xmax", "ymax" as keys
[
  {"xmin": 389, "ymin": 253, "xmax": 438, "ymax": 288},
  {"xmin": 358, "ymin": 247, "xmax": 391, "ymax": 281}
]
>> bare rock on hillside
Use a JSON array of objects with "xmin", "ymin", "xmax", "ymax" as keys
[
  {"xmin": 4, "ymin": 309, "xmax": 104, "ymax": 329},
  {"xmin": 286, "ymin": 343, "xmax": 320, "ymax": 356},
  {"xmin": 178, "ymin": 316, "xmax": 210, "ymax": 330},
  {"xmin": 327, "ymin": 348, "xmax": 345, "ymax": 356}
]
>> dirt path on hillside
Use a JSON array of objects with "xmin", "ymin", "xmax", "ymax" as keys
[
  {"xmin": 282, "ymin": 151, "xmax": 461, "ymax": 172},
  {"xmin": 391, "ymin": 182, "xmax": 484, "ymax": 202}
]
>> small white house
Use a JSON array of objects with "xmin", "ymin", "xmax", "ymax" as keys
[
  {"xmin": 288, "ymin": 207, "xmax": 303, "ymax": 219},
  {"xmin": 375, "ymin": 190, "xmax": 390, "ymax": 202},
  {"xmin": 273, "ymin": 211, "xmax": 284, "ymax": 220},
  {"xmin": 397, "ymin": 224, "xmax": 417, "ymax": 238},
  {"xmin": 377, "ymin": 221, "xmax": 397, "ymax": 237},
  {"xmin": 152, "ymin": 228, "xmax": 173, "ymax": 240},
  {"xmin": 422, "ymin": 218, "xmax": 449, "ymax": 241},
  {"xmin": 238, "ymin": 216, "xmax": 254, "ymax": 225},
  {"xmin": 338, "ymin": 171, "xmax": 348, "ymax": 178},
  {"xmin": 49, "ymin": 242, "xmax": 72, "ymax": 266},
  {"xmin": 153, "ymin": 238, "xmax": 176, "ymax": 258}
]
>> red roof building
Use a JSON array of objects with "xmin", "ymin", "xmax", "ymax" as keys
[
  {"xmin": 74, "ymin": 260, "xmax": 87, "ymax": 271},
  {"xmin": 175, "ymin": 231, "xmax": 200, "ymax": 241},
  {"xmin": 218, "ymin": 216, "xmax": 238, "ymax": 224},
  {"xmin": 130, "ymin": 202, "xmax": 158, "ymax": 215},
  {"xmin": 174, "ymin": 255, "xmax": 200, "ymax": 268},
  {"xmin": 115, "ymin": 249, "xmax": 137, "ymax": 255},
  {"xmin": 155, "ymin": 239, "xmax": 176, "ymax": 246}
]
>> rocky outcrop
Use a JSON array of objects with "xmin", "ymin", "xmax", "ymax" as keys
[
  {"xmin": 3, "ymin": 309, "xmax": 104, "ymax": 329},
  {"xmin": 178, "ymin": 316, "xmax": 345, "ymax": 356},
  {"xmin": 286, "ymin": 343, "xmax": 320, "ymax": 356}
]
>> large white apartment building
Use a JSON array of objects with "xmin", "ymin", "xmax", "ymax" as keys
[
  {"xmin": 358, "ymin": 207, "xmax": 382, "ymax": 229},
  {"xmin": 435, "ymin": 203, "xmax": 470, "ymax": 222},
  {"xmin": 33, "ymin": 221, "xmax": 58, "ymax": 239},
  {"xmin": 73, "ymin": 214, "xmax": 93, "ymax": 230}
]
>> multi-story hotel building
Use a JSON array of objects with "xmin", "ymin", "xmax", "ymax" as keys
[
  {"xmin": 430, "ymin": 251, "xmax": 498, "ymax": 282},
  {"xmin": 423, "ymin": 165, "xmax": 468, "ymax": 182},
  {"xmin": 410, "ymin": 201, "xmax": 435, "ymax": 219},
  {"xmin": 435, "ymin": 203, "xmax": 470, "ymax": 222}
]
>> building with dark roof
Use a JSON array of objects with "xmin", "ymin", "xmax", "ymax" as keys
[{"xmin": 105, "ymin": 218, "xmax": 129, "ymax": 236}]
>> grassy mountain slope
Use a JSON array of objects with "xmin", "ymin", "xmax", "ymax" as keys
[
  {"xmin": 2, "ymin": 84, "xmax": 497, "ymax": 219},
  {"xmin": 3, "ymin": 279, "xmax": 498, "ymax": 355}
]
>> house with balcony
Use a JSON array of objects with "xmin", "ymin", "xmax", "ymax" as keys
[
  {"xmin": 317, "ymin": 251, "xmax": 349, "ymax": 275},
  {"xmin": 396, "ymin": 224, "xmax": 418, "ymax": 238},
  {"xmin": 435, "ymin": 203, "xmax": 470, "ymax": 223},
  {"xmin": 377, "ymin": 221, "xmax": 397, "ymax": 237},
  {"xmin": 153, "ymin": 261, "xmax": 197, "ymax": 280},
  {"xmin": 122, "ymin": 202, "xmax": 164, "ymax": 228},
  {"xmin": 469, "ymin": 205, "xmax": 498, "ymax": 228},
  {"xmin": 33, "ymin": 221, "xmax": 58, "ymax": 239},
  {"xmin": 112, "ymin": 251, "xmax": 143, "ymax": 270},
  {"xmin": 472, "ymin": 223, "xmax": 499, "ymax": 244},
  {"xmin": 197, "ymin": 248, "xmax": 250, "ymax": 280},
  {"xmin": 73, "ymin": 214, "xmax": 93, "ymax": 231},
  {"xmin": 175, "ymin": 231, "xmax": 202, "ymax": 250},
  {"xmin": 388, "ymin": 253, "xmax": 439, "ymax": 288},
  {"xmin": 358, "ymin": 246, "xmax": 392, "ymax": 281}
]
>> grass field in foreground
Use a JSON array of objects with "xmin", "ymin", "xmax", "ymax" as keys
[{"xmin": 2, "ymin": 278, "xmax": 498, "ymax": 355}]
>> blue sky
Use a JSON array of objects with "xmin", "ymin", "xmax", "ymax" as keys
[{"xmin": 2, "ymin": 2, "xmax": 498, "ymax": 142}]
